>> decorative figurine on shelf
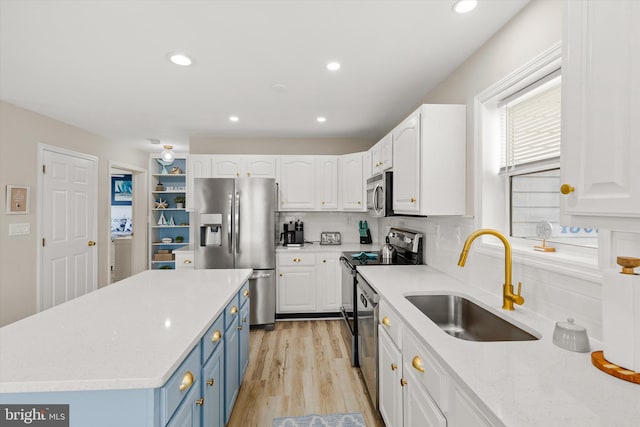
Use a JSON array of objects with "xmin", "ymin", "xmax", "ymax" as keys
[
  {"xmin": 155, "ymin": 182, "xmax": 165, "ymax": 191},
  {"xmin": 154, "ymin": 198, "xmax": 168, "ymax": 209},
  {"xmin": 157, "ymin": 211, "xmax": 167, "ymax": 226},
  {"xmin": 170, "ymin": 166, "xmax": 183, "ymax": 175},
  {"xmin": 168, "ymin": 216, "xmax": 175, "ymax": 226},
  {"xmin": 157, "ymin": 158, "xmax": 174, "ymax": 175}
]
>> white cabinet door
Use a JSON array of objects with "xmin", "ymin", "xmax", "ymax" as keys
[
  {"xmin": 277, "ymin": 267, "xmax": 317, "ymax": 312},
  {"xmin": 561, "ymin": 0, "xmax": 640, "ymax": 230},
  {"xmin": 212, "ymin": 156, "xmax": 243, "ymax": 178},
  {"xmin": 339, "ymin": 153, "xmax": 365, "ymax": 211},
  {"xmin": 316, "ymin": 156, "xmax": 339, "ymax": 210},
  {"xmin": 316, "ymin": 256, "xmax": 341, "ymax": 311},
  {"xmin": 392, "ymin": 112, "xmax": 421, "ymax": 214},
  {"xmin": 245, "ymin": 156, "xmax": 277, "ymax": 178},
  {"xmin": 187, "ymin": 155, "xmax": 213, "ymax": 211},
  {"xmin": 279, "ymin": 156, "xmax": 316, "ymax": 210},
  {"xmin": 174, "ymin": 251, "xmax": 194, "ymax": 269},
  {"xmin": 403, "ymin": 368, "xmax": 447, "ymax": 427},
  {"xmin": 379, "ymin": 326, "xmax": 403, "ymax": 427},
  {"xmin": 371, "ymin": 132, "xmax": 393, "ymax": 175},
  {"xmin": 363, "ymin": 149, "xmax": 373, "ymax": 180},
  {"xmin": 449, "ymin": 386, "xmax": 492, "ymax": 427}
]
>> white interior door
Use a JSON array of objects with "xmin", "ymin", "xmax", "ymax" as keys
[{"xmin": 40, "ymin": 146, "xmax": 98, "ymax": 311}]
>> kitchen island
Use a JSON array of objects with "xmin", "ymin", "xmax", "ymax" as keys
[
  {"xmin": 0, "ymin": 269, "xmax": 252, "ymax": 426},
  {"xmin": 359, "ymin": 265, "xmax": 640, "ymax": 427}
]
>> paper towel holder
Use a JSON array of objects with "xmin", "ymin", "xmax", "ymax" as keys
[{"xmin": 617, "ymin": 256, "xmax": 640, "ymax": 275}]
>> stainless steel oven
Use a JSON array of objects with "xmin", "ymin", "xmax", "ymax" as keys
[
  {"xmin": 339, "ymin": 255, "xmax": 358, "ymax": 367},
  {"xmin": 356, "ymin": 272, "xmax": 379, "ymax": 408},
  {"xmin": 366, "ymin": 171, "xmax": 393, "ymax": 217}
]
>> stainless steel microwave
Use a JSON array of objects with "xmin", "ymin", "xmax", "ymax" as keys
[{"xmin": 366, "ymin": 171, "xmax": 393, "ymax": 217}]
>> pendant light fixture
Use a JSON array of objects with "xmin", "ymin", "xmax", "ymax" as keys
[{"xmin": 161, "ymin": 145, "xmax": 175, "ymax": 162}]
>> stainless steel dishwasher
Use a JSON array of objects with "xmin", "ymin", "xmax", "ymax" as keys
[{"xmin": 356, "ymin": 271, "xmax": 379, "ymax": 408}]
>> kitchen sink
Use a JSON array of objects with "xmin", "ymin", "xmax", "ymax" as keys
[{"xmin": 405, "ymin": 294, "xmax": 539, "ymax": 342}]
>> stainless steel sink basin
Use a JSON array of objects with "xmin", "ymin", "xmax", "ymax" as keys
[{"xmin": 406, "ymin": 294, "xmax": 538, "ymax": 342}]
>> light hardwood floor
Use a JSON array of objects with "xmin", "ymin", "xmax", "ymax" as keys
[{"xmin": 227, "ymin": 320, "xmax": 385, "ymax": 427}]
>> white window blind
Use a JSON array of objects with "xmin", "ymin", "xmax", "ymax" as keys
[{"xmin": 501, "ymin": 81, "xmax": 561, "ymax": 170}]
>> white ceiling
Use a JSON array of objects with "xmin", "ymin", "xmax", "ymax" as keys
[{"xmin": 0, "ymin": 0, "xmax": 528, "ymax": 152}]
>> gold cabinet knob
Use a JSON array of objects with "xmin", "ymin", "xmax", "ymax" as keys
[
  {"xmin": 323, "ymin": 259, "xmax": 327, "ymax": 263},
  {"xmin": 236, "ymin": 172, "xmax": 240, "ymax": 177},
  {"xmin": 211, "ymin": 330, "xmax": 222, "ymax": 342},
  {"xmin": 184, "ymin": 259, "xmax": 192, "ymax": 264},
  {"xmin": 391, "ymin": 363, "xmax": 398, "ymax": 371},
  {"xmin": 410, "ymin": 197, "xmax": 416, "ymax": 203},
  {"xmin": 381, "ymin": 316, "xmax": 391, "ymax": 327},
  {"xmin": 231, "ymin": 306, "xmax": 238, "ymax": 315},
  {"xmin": 560, "ymin": 184, "xmax": 575, "ymax": 194},
  {"xmin": 179, "ymin": 371, "xmax": 194, "ymax": 391},
  {"xmin": 207, "ymin": 378, "xmax": 214, "ymax": 386},
  {"xmin": 87, "ymin": 241, "xmax": 96, "ymax": 247},
  {"xmin": 412, "ymin": 356, "xmax": 425, "ymax": 373},
  {"xmin": 617, "ymin": 256, "xmax": 640, "ymax": 275},
  {"xmin": 358, "ymin": 201, "xmax": 361, "ymax": 205},
  {"xmin": 279, "ymin": 273, "xmax": 283, "ymax": 277},
  {"xmin": 196, "ymin": 398, "xmax": 204, "ymax": 406},
  {"xmin": 247, "ymin": 172, "xmax": 251, "ymax": 177},
  {"xmin": 293, "ymin": 257, "xmax": 301, "ymax": 263},
  {"xmin": 400, "ymin": 378, "xmax": 407, "ymax": 387},
  {"xmin": 322, "ymin": 201, "xmax": 325, "ymax": 205},
  {"xmin": 237, "ymin": 325, "xmax": 243, "ymax": 330},
  {"xmin": 243, "ymin": 289, "xmax": 250, "ymax": 297}
]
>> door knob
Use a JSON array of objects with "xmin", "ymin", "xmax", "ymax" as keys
[
  {"xmin": 560, "ymin": 184, "xmax": 575, "ymax": 194},
  {"xmin": 87, "ymin": 241, "xmax": 96, "ymax": 246}
]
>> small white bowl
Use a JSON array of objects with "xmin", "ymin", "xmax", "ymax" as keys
[
  {"xmin": 161, "ymin": 237, "xmax": 173, "ymax": 244},
  {"xmin": 553, "ymin": 318, "xmax": 590, "ymax": 353}
]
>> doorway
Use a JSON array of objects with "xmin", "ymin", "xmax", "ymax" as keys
[{"xmin": 108, "ymin": 162, "xmax": 146, "ymax": 284}]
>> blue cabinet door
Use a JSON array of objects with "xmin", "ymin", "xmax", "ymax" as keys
[
  {"xmin": 224, "ymin": 320, "xmax": 239, "ymax": 424},
  {"xmin": 239, "ymin": 301, "xmax": 250, "ymax": 381},
  {"xmin": 202, "ymin": 343, "xmax": 225, "ymax": 427},
  {"xmin": 166, "ymin": 380, "xmax": 202, "ymax": 427}
]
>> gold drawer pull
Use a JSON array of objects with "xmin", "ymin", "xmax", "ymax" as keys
[
  {"xmin": 391, "ymin": 363, "xmax": 398, "ymax": 371},
  {"xmin": 560, "ymin": 184, "xmax": 575, "ymax": 194},
  {"xmin": 184, "ymin": 259, "xmax": 192, "ymax": 264},
  {"xmin": 293, "ymin": 257, "xmax": 301, "ymax": 263},
  {"xmin": 196, "ymin": 398, "xmax": 204, "ymax": 406},
  {"xmin": 243, "ymin": 289, "xmax": 250, "ymax": 297},
  {"xmin": 207, "ymin": 378, "xmax": 214, "ymax": 386},
  {"xmin": 211, "ymin": 330, "xmax": 222, "ymax": 342},
  {"xmin": 381, "ymin": 316, "xmax": 390, "ymax": 327},
  {"xmin": 179, "ymin": 371, "xmax": 194, "ymax": 392},
  {"xmin": 412, "ymin": 356, "xmax": 425, "ymax": 373},
  {"xmin": 230, "ymin": 306, "xmax": 238, "ymax": 315},
  {"xmin": 410, "ymin": 197, "xmax": 416, "ymax": 203}
]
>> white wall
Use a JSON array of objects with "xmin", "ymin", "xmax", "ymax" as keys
[{"xmin": 0, "ymin": 101, "xmax": 148, "ymax": 326}]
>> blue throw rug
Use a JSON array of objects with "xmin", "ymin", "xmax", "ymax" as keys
[{"xmin": 272, "ymin": 412, "xmax": 366, "ymax": 427}]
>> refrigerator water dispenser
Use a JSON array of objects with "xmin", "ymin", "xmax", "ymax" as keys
[{"xmin": 200, "ymin": 213, "xmax": 222, "ymax": 246}]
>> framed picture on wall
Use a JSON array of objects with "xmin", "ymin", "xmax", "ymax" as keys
[
  {"xmin": 111, "ymin": 175, "xmax": 132, "ymax": 206},
  {"xmin": 5, "ymin": 185, "xmax": 29, "ymax": 214}
]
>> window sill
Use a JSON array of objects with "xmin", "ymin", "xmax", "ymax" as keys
[{"xmin": 475, "ymin": 238, "xmax": 601, "ymax": 283}]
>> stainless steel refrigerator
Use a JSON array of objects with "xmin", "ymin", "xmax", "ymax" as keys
[{"xmin": 194, "ymin": 177, "xmax": 276, "ymax": 329}]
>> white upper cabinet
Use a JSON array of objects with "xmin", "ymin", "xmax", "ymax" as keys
[
  {"xmin": 561, "ymin": 0, "xmax": 640, "ymax": 230},
  {"xmin": 315, "ymin": 156, "xmax": 339, "ymax": 210},
  {"xmin": 392, "ymin": 104, "xmax": 466, "ymax": 216},
  {"xmin": 339, "ymin": 152, "xmax": 366, "ymax": 211},
  {"xmin": 278, "ymin": 156, "xmax": 316, "ymax": 210},
  {"xmin": 211, "ymin": 155, "xmax": 278, "ymax": 178},
  {"xmin": 186, "ymin": 154, "xmax": 213, "ymax": 211},
  {"xmin": 371, "ymin": 132, "xmax": 393, "ymax": 176}
]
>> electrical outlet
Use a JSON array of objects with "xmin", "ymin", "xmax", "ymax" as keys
[{"xmin": 9, "ymin": 223, "xmax": 30, "ymax": 236}]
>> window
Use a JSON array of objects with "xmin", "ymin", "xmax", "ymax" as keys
[{"xmin": 475, "ymin": 44, "xmax": 598, "ymax": 264}]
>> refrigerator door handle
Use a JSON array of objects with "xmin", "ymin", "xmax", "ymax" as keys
[
  {"xmin": 235, "ymin": 192, "xmax": 240, "ymax": 253},
  {"xmin": 227, "ymin": 192, "xmax": 233, "ymax": 253}
]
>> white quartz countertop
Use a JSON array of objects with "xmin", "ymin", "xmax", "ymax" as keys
[
  {"xmin": 358, "ymin": 265, "xmax": 640, "ymax": 427},
  {"xmin": 276, "ymin": 242, "xmax": 379, "ymax": 252},
  {"xmin": 0, "ymin": 269, "xmax": 252, "ymax": 394}
]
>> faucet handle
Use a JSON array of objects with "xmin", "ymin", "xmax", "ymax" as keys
[{"xmin": 514, "ymin": 282, "xmax": 525, "ymax": 305}]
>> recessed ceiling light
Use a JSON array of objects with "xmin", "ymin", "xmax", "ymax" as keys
[
  {"xmin": 326, "ymin": 62, "xmax": 341, "ymax": 71},
  {"xmin": 168, "ymin": 53, "xmax": 193, "ymax": 66},
  {"xmin": 271, "ymin": 83, "xmax": 288, "ymax": 92},
  {"xmin": 229, "ymin": 116, "xmax": 239, "ymax": 122},
  {"xmin": 453, "ymin": 0, "xmax": 477, "ymax": 14},
  {"xmin": 317, "ymin": 117, "xmax": 327, "ymax": 123}
]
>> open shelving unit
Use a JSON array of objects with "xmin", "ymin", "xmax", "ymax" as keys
[{"xmin": 149, "ymin": 155, "xmax": 189, "ymax": 270}]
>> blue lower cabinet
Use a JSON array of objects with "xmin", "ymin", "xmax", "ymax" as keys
[
  {"xmin": 224, "ymin": 317, "xmax": 240, "ymax": 424},
  {"xmin": 166, "ymin": 382, "xmax": 202, "ymax": 427},
  {"xmin": 202, "ymin": 343, "xmax": 225, "ymax": 427},
  {"xmin": 239, "ymin": 300, "xmax": 250, "ymax": 380}
]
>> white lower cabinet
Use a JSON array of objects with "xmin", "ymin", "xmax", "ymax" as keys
[
  {"xmin": 379, "ymin": 300, "xmax": 492, "ymax": 427},
  {"xmin": 277, "ymin": 251, "xmax": 341, "ymax": 314}
]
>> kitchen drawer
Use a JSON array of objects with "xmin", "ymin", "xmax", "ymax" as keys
[
  {"xmin": 277, "ymin": 253, "xmax": 316, "ymax": 266},
  {"xmin": 174, "ymin": 251, "xmax": 194, "ymax": 269},
  {"xmin": 201, "ymin": 313, "xmax": 225, "ymax": 364},
  {"xmin": 160, "ymin": 344, "xmax": 201, "ymax": 426},
  {"xmin": 225, "ymin": 294, "xmax": 241, "ymax": 330},
  {"xmin": 403, "ymin": 328, "xmax": 449, "ymax": 410},
  {"xmin": 239, "ymin": 280, "xmax": 250, "ymax": 307},
  {"xmin": 379, "ymin": 299, "xmax": 403, "ymax": 349}
]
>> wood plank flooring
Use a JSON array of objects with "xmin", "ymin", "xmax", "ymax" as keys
[{"xmin": 227, "ymin": 320, "xmax": 385, "ymax": 427}]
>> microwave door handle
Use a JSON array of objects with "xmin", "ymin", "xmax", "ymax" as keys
[
  {"xmin": 228, "ymin": 193, "xmax": 233, "ymax": 253},
  {"xmin": 235, "ymin": 192, "xmax": 240, "ymax": 253},
  {"xmin": 374, "ymin": 185, "xmax": 383, "ymax": 215}
]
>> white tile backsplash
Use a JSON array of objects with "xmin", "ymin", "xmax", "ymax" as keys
[{"xmin": 277, "ymin": 212, "xmax": 380, "ymax": 244}]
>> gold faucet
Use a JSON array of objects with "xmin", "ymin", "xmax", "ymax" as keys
[{"xmin": 457, "ymin": 229, "xmax": 524, "ymax": 311}]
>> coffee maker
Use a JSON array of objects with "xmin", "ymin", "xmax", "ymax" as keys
[{"xmin": 280, "ymin": 220, "xmax": 304, "ymax": 246}]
